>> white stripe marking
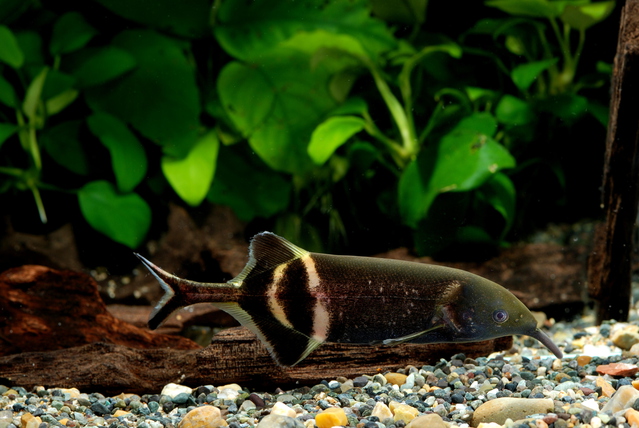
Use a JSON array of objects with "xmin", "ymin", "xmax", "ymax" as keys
[
  {"xmin": 267, "ymin": 264, "xmax": 293, "ymax": 329},
  {"xmin": 302, "ymin": 255, "xmax": 321, "ymax": 291}
]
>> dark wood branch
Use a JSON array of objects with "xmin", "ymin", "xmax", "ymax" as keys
[
  {"xmin": 588, "ymin": 0, "xmax": 639, "ymax": 323},
  {"xmin": 0, "ymin": 327, "xmax": 513, "ymax": 395}
]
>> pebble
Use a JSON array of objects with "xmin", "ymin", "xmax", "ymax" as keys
[
  {"xmin": 315, "ymin": 408, "xmax": 347, "ymax": 428},
  {"xmin": 602, "ymin": 385, "xmax": 639, "ymax": 413},
  {"xmin": 161, "ymin": 383, "xmax": 193, "ymax": 398},
  {"xmin": 371, "ymin": 402, "xmax": 393, "ymax": 421},
  {"xmin": 257, "ymin": 415, "xmax": 304, "ymax": 428},
  {"xmin": 406, "ymin": 414, "xmax": 447, "ymax": 428},
  {"xmin": 179, "ymin": 405, "xmax": 227, "ymax": 428},
  {"xmin": 270, "ymin": 402, "xmax": 296, "ymax": 418},
  {"xmin": 389, "ymin": 402, "xmax": 419, "ymax": 423},
  {"xmin": 612, "ymin": 324, "xmax": 639, "ymax": 349},
  {"xmin": 596, "ymin": 362, "xmax": 639, "ymax": 376},
  {"xmin": 472, "ymin": 398, "xmax": 554, "ymax": 426},
  {"xmin": 384, "ymin": 373, "xmax": 407, "ymax": 386}
]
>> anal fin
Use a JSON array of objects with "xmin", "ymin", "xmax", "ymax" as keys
[{"xmin": 216, "ymin": 303, "xmax": 323, "ymax": 366}]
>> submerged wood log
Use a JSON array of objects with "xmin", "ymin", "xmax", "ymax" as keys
[
  {"xmin": 588, "ymin": 0, "xmax": 639, "ymax": 323},
  {"xmin": 0, "ymin": 327, "xmax": 513, "ymax": 395},
  {"xmin": 0, "ymin": 265, "xmax": 199, "ymax": 356}
]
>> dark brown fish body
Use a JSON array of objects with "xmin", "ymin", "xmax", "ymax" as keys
[{"xmin": 137, "ymin": 232, "xmax": 562, "ymax": 366}]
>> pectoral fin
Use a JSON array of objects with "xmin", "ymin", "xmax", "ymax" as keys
[{"xmin": 382, "ymin": 324, "xmax": 444, "ymax": 346}]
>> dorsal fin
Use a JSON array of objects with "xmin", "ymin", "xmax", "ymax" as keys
[{"xmin": 232, "ymin": 232, "xmax": 309, "ymax": 285}]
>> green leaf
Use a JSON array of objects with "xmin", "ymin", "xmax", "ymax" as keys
[
  {"xmin": 214, "ymin": 0, "xmax": 396, "ymax": 61},
  {"xmin": 0, "ymin": 123, "xmax": 18, "ymax": 149},
  {"xmin": 495, "ymin": 95, "xmax": 534, "ymax": 125},
  {"xmin": 587, "ymin": 99, "xmax": 609, "ymax": 127},
  {"xmin": 46, "ymin": 89, "xmax": 79, "ymax": 116},
  {"xmin": 208, "ymin": 146, "xmax": 291, "ymax": 221},
  {"xmin": 370, "ymin": 0, "xmax": 427, "ymax": 24},
  {"xmin": 87, "ymin": 112, "xmax": 147, "ymax": 192},
  {"xmin": 85, "ymin": 30, "xmax": 200, "ymax": 158},
  {"xmin": 538, "ymin": 94, "xmax": 588, "ymax": 120},
  {"xmin": 454, "ymin": 112, "xmax": 498, "ymax": 136},
  {"xmin": 218, "ymin": 49, "xmax": 338, "ymax": 174},
  {"xmin": 22, "ymin": 66, "xmax": 48, "ymax": 123},
  {"xmin": 42, "ymin": 69, "xmax": 76, "ymax": 100},
  {"xmin": 0, "ymin": 24, "xmax": 24, "ymax": 68},
  {"xmin": 511, "ymin": 58, "xmax": 558, "ymax": 92},
  {"xmin": 15, "ymin": 31, "xmax": 44, "ymax": 69},
  {"xmin": 0, "ymin": 74, "xmax": 18, "ymax": 107},
  {"xmin": 399, "ymin": 115, "xmax": 515, "ymax": 228},
  {"xmin": 308, "ymin": 116, "xmax": 366, "ymax": 165},
  {"xmin": 330, "ymin": 97, "xmax": 369, "ymax": 116},
  {"xmin": 49, "ymin": 12, "xmax": 98, "ymax": 55},
  {"xmin": 78, "ymin": 180, "xmax": 151, "ymax": 248},
  {"xmin": 93, "ymin": 0, "xmax": 210, "ymax": 38},
  {"xmin": 561, "ymin": 1, "xmax": 615, "ymax": 31},
  {"xmin": 485, "ymin": 0, "xmax": 576, "ymax": 18},
  {"xmin": 161, "ymin": 130, "xmax": 219, "ymax": 206},
  {"xmin": 40, "ymin": 121, "xmax": 89, "ymax": 175},
  {"xmin": 479, "ymin": 172, "xmax": 516, "ymax": 234},
  {"xmin": 67, "ymin": 46, "xmax": 136, "ymax": 87}
]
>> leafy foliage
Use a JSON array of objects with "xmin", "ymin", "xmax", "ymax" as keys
[{"xmin": 0, "ymin": 0, "xmax": 615, "ymax": 255}]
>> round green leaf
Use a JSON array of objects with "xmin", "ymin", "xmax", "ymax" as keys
[
  {"xmin": 0, "ymin": 123, "xmax": 18, "ymax": 149},
  {"xmin": 162, "ymin": 130, "xmax": 219, "ymax": 206},
  {"xmin": 0, "ymin": 25, "xmax": 24, "ymax": 68},
  {"xmin": 78, "ymin": 180, "xmax": 151, "ymax": 248},
  {"xmin": 485, "ymin": 0, "xmax": 569, "ymax": 18},
  {"xmin": 0, "ymin": 75, "xmax": 18, "ymax": 107},
  {"xmin": 214, "ymin": 0, "xmax": 396, "ymax": 61},
  {"xmin": 49, "ymin": 12, "xmax": 98, "ymax": 55},
  {"xmin": 85, "ymin": 30, "xmax": 200, "ymax": 158},
  {"xmin": 94, "ymin": 0, "xmax": 210, "ymax": 38},
  {"xmin": 399, "ymin": 121, "xmax": 515, "ymax": 228},
  {"xmin": 87, "ymin": 112, "xmax": 147, "ymax": 192},
  {"xmin": 511, "ymin": 58, "xmax": 558, "ymax": 92},
  {"xmin": 68, "ymin": 46, "xmax": 137, "ymax": 87},
  {"xmin": 495, "ymin": 95, "xmax": 534, "ymax": 125},
  {"xmin": 40, "ymin": 120, "xmax": 89, "ymax": 175},
  {"xmin": 218, "ymin": 50, "xmax": 338, "ymax": 174},
  {"xmin": 308, "ymin": 116, "xmax": 366, "ymax": 165},
  {"xmin": 561, "ymin": 2, "xmax": 615, "ymax": 31}
]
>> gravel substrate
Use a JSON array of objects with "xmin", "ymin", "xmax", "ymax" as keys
[{"xmin": 6, "ymin": 309, "xmax": 639, "ymax": 428}]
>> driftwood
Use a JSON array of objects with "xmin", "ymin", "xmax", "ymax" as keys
[
  {"xmin": 0, "ymin": 327, "xmax": 513, "ymax": 395},
  {"xmin": 0, "ymin": 265, "xmax": 198, "ymax": 356},
  {"xmin": 588, "ymin": 0, "xmax": 639, "ymax": 323},
  {"xmin": 0, "ymin": 264, "xmax": 514, "ymax": 394}
]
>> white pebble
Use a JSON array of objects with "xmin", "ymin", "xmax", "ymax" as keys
[
  {"xmin": 270, "ymin": 402, "xmax": 296, "ymax": 418},
  {"xmin": 217, "ymin": 388, "xmax": 239, "ymax": 400},
  {"xmin": 160, "ymin": 383, "xmax": 193, "ymax": 398},
  {"xmin": 590, "ymin": 416, "xmax": 602, "ymax": 428}
]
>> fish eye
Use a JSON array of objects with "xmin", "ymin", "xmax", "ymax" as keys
[{"xmin": 492, "ymin": 309, "xmax": 509, "ymax": 323}]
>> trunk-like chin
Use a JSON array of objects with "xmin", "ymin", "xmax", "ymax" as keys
[{"xmin": 529, "ymin": 328, "xmax": 563, "ymax": 359}]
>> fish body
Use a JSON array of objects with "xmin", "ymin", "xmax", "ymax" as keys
[{"xmin": 137, "ymin": 232, "xmax": 562, "ymax": 366}]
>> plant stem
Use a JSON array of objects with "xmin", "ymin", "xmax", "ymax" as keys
[
  {"xmin": 369, "ymin": 66, "xmax": 418, "ymax": 161},
  {"xmin": 29, "ymin": 184, "xmax": 47, "ymax": 223},
  {"xmin": 362, "ymin": 110, "xmax": 409, "ymax": 168}
]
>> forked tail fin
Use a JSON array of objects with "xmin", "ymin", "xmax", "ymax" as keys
[{"xmin": 134, "ymin": 253, "xmax": 192, "ymax": 330}]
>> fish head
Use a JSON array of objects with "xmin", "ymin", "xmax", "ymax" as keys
[{"xmin": 439, "ymin": 274, "xmax": 563, "ymax": 358}]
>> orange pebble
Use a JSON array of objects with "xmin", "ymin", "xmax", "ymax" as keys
[
  {"xmin": 315, "ymin": 408, "xmax": 347, "ymax": 428},
  {"xmin": 627, "ymin": 409, "xmax": 639, "ymax": 427},
  {"xmin": 576, "ymin": 355, "xmax": 592, "ymax": 366}
]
